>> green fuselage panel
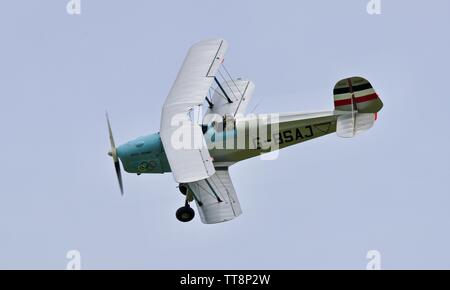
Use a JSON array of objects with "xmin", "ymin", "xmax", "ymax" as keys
[{"xmin": 116, "ymin": 114, "xmax": 337, "ymax": 174}]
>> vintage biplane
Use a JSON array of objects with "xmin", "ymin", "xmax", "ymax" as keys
[{"xmin": 106, "ymin": 39, "xmax": 383, "ymax": 224}]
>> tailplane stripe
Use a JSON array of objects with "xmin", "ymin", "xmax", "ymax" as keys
[{"xmin": 334, "ymin": 93, "xmax": 378, "ymax": 107}]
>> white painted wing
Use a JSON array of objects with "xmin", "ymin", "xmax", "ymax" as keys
[
  {"xmin": 187, "ymin": 168, "xmax": 242, "ymax": 224},
  {"xmin": 160, "ymin": 39, "xmax": 228, "ymax": 183},
  {"xmin": 205, "ymin": 79, "xmax": 255, "ymax": 117}
]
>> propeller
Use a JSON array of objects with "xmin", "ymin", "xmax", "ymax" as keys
[{"xmin": 106, "ymin": 112, "xmax": 124, "ymax": 195}]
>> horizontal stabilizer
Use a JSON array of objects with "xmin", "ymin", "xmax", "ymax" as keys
[{"xmin": 336, "ymin": 113, "xmax": 376, "ymax": 138}]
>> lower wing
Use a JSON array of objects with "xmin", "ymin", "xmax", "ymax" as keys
[{"xmin": 183, "ymin": 168, "xmax": 242, "ymax": 224}]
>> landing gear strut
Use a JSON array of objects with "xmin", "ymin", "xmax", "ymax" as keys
[
  {"xmin": 176, "ymin": 201, "xmax": 195, "ymax": 222},
  {"xmin": 179, "ymin": 184, "xmax": 188, "ymax": 196}
]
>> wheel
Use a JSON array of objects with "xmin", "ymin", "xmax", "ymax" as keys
[{"xmin": 176, "ymin": 205, "xmax": 195, "ymax": 222}]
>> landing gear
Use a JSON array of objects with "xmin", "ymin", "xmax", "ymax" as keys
[
  {"xmin": 176, "ymin": 185, "xmax": 196, "ymax": 222},
  {"xmin": 176, "ymin": 202, "xmax": 195, "ymax": 222},
  {"xmin": 179, "ymin": 184, "xmax": 188, "ymax": 195}
]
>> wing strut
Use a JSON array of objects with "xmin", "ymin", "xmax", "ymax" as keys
[
  {"xmin": 205, "ymin": 96, "xmax": 214, "ymax": 108},
  {"xmin": 214, "ymin": 77, "xmax": 233, "ymax": 103}
]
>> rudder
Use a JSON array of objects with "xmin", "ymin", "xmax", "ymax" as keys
[
  {"xmin": 333, "ymin": 77, "xmax": 383, "ymax": 138},
  {"xmin": 333, "ymin": 77, "xmax": 383, "ymax": 113}
]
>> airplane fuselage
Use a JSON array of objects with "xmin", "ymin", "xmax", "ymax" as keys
[{"xmin": 116, "ymin": 112, "xmax": 338, "ymax": 175}]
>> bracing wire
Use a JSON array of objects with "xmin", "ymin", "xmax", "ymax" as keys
[
  {"xmin": 222, "ymin": 64, "xmax": 244, "ymax": 100},
  {"xmin": 212, "ymin": 86, "xmax": 230, "ymax": 102},
  {"xmin": 250, "ymin": 95, "xmax": 265, "ymax": 114},
  {"xmin": 218, "ymin": 69, "xmax": 239, "ymax": 102},
  {"xmin": 208, "ymin": 87, "xmax": 213, "ymax": 100}
]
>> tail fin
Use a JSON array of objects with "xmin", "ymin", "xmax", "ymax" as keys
[
  {"xmin": 333, "ymin": 77, "xmax": 383, "ymax": 113},
  {"xmin": 333, "ymin": 77, "xmax": 383, "ymax": 138}
]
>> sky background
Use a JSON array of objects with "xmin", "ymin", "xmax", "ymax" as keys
[{"xmin": 0, "ymin": 0, "xmax": 449, "ymax": 269}]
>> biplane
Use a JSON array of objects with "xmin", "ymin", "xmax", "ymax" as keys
[{"xmin": 106, "ymin": 39, "xmax": 383, "ymax": 224}]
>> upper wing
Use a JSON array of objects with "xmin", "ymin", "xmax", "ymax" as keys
[
  {"xmin": 205, "ymin": 79, "xmax": 255, "ymax": 117},
  {"xmin": 185, "ymin": 168, "xmax": 242, "ymax": 224},
  {"xmin": 160, "ymin": 39, "xmax": 228, "ymax": 183}
]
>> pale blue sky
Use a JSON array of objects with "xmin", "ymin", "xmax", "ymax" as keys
[{"xmin": 0, "ymin": 0, "xmax": 449, "ymax": 269}]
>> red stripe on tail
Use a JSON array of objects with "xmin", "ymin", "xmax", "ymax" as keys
[{"xmin": 334, "ymin": 93, "xmax": 378, "ymax": 107}]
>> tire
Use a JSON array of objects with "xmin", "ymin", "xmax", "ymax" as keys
[{"xmin": 176, "ymin": 206, "xmax": 195, "ymax": 222}]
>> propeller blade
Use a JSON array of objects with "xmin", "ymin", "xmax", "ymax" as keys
[
  {"xmin": 106, "ymin": 112, "xmax": 117, "ymax": 162},
  {"xmin": 115, "ymin": 160, "xmax": 124, "ymax": 195},
  {"xmin": 106, "ymin": 112, "xmax": 124, "ymax": 195}
]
